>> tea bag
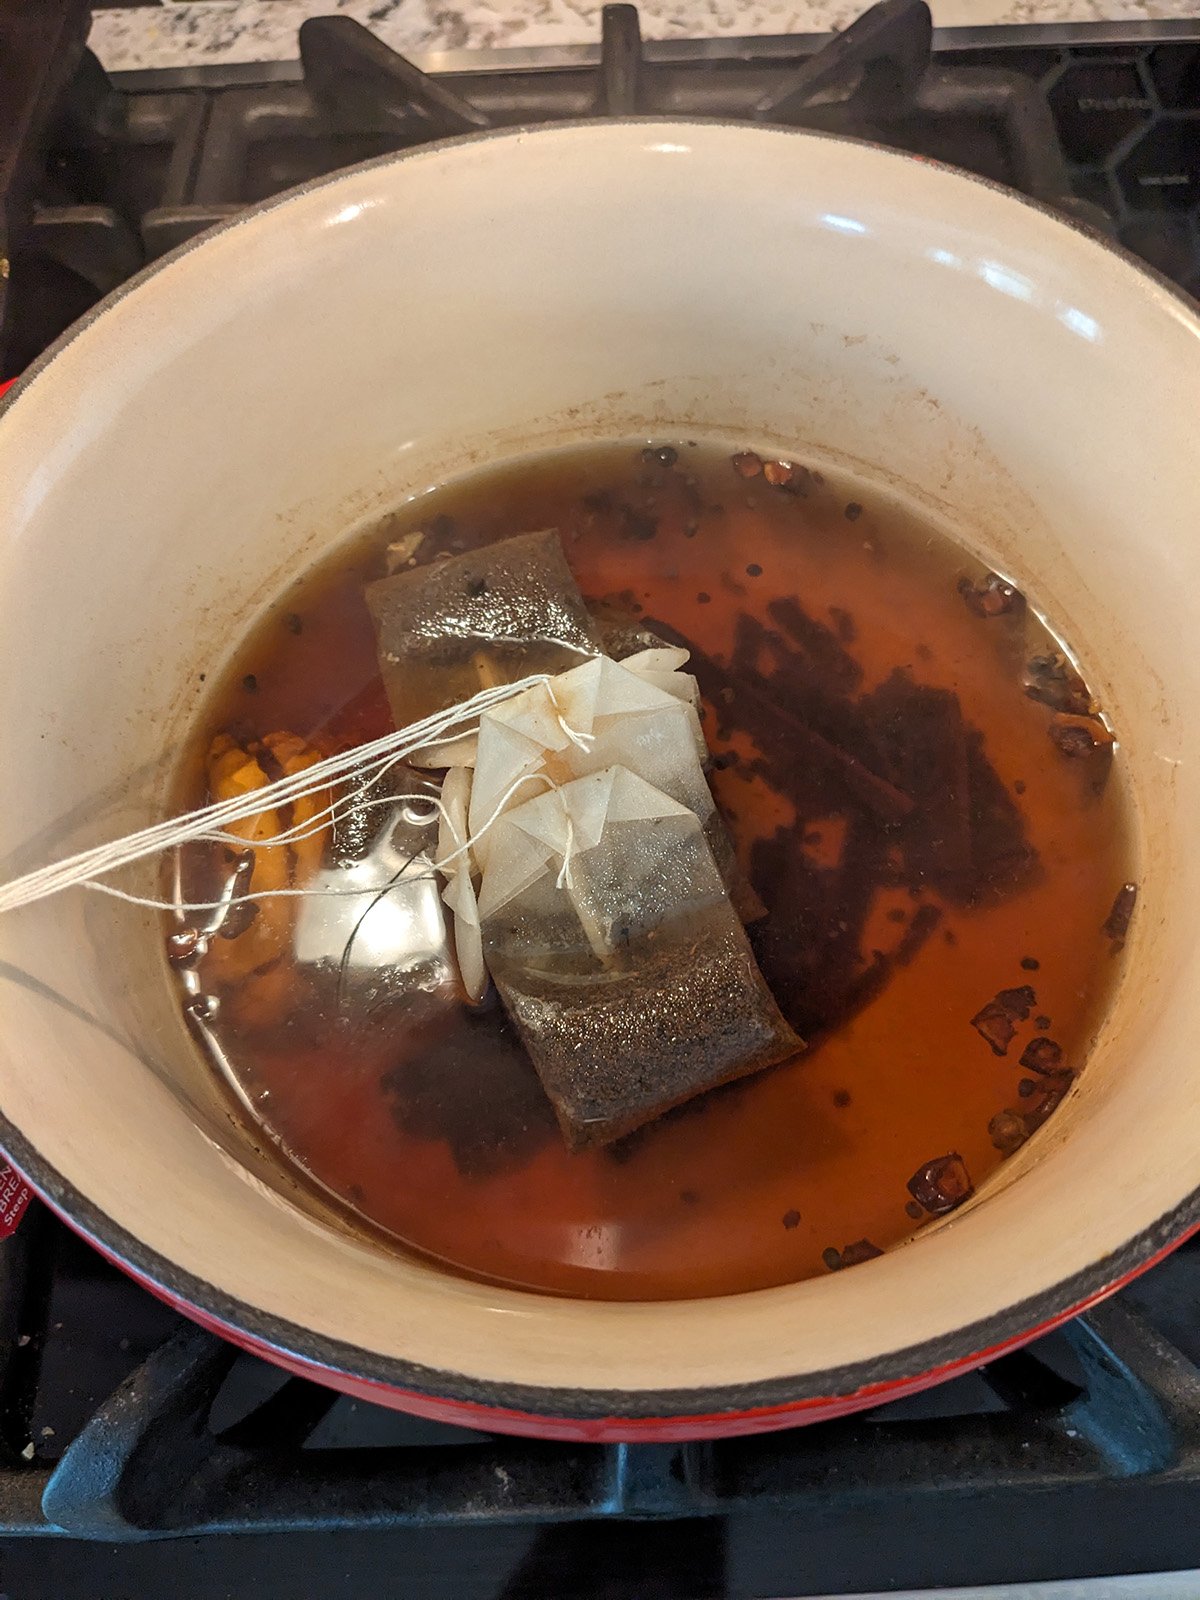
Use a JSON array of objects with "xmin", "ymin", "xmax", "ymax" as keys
[
  {"xmin": 417, "ymin": 645, "xmax": 700, "ymax": 773},
  {"xmin": 293, "ymin": 768, "xmax": 456, "ymax": 1014},
  {"xmin": 436, "ymin": 765, "xmax": 486, "ymax": 1003},
  {"xmin": 477, "ymin": 766, "xmax": 801, "ymax": 1149},
  {"xmin": 365, "ymin": 529, "xmax": 602, "ymax": 736},
  {"xmin": 466, "ymin": 654, "xmax": 760, "ymax": 921}
]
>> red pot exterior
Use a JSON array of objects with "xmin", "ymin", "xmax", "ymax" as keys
[{"xmin": 24, "ymin": 1159, "xmax": 1200, "ymax": 1442}]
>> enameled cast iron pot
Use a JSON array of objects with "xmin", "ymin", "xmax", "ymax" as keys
[{"xmin": 2, "ymin": 122, "xmax": 1199, "ymax": 1441}]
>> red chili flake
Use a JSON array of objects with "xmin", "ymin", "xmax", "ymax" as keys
[
  {"xmin": 907, "ymin": 1152, "xmax": 974, "ymax": 1216},
  {"xmin": 732, "ymin": 451, "xmax": 763, "ymax": 478},
  {"xmin": 762, "ymin": 460, "xmax": 796, "ymax": 487}
]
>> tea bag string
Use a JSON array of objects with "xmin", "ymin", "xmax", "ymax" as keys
[
  {"xmin": 545, "ymin": 680, "xmax": 595, "ymax": 755},
  {"xmin": 0, "ymin": 674, "xmax": 558, "ymax": 916},
  {"xmin": 81, "ymin": 770, "xmax": 567, "ymax": 915}
]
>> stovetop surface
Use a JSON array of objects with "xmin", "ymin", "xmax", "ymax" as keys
[
  {"xmin": 2, "ymin": 6, "xmax": 1200, "ymax": 1596},
  {"xmin": 6, "ymin": 5, "xmax": 1200, "ymax": 377},
  {"xmin": 0, "ymin": 1216, "xmax": 1198, "ymax": 1597}
]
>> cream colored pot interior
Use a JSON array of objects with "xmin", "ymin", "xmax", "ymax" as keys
[{"xmin": 2, "ymin": 123, "xmax": 1199, "ymax": 1403}]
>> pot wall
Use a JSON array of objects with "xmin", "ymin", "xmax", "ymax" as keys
[{"xmin": 1, "ymin": 123, "xmax": 1198, "ymax": 1427}]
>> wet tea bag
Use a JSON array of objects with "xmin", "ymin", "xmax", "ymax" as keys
[
  {"xmin": 435, "ymin": 764, "xmax": 486, "ymax": 1002},
  {"xmin": 466, "ymin": 653, "xmax": 759, "ymax": 921},
  {"xmin": 365, "ymin": 529, "xmax": 602, "ymax": 738},
  {"xmin": 417, "ymin": 645, "xmax": 700, "ymax": 774},
  {"xmin": 293, "ymin": 768, "xmax": 456, "ymax": 1011},
  {"xmin": 476, "ymin": 766, "xmax": 801, "ymax": 1149}
]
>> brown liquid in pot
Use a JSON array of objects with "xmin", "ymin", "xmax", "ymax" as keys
[{"xmin": 174, "ymin": 442, "xmax": 1134, "ymax": 1300}]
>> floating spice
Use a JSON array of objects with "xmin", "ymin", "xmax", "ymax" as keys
[
  {"xmin": 766, "ymin": 596, "xmax": 864, "ymax": 696},
  {"xmin": 1019, "ymin": 1036, "xmax": 1064, "ymax": 1076},
  {"xmin": 821, "ymin": 1239, "xmax": 884, "ymax": 1271},
  {"xmin": 957, "ymin": 572, "xmax": 1022, "ymax": 618},
  {"xmin": 970, "ymin": 985, "xmax": 1037, "ymax": 1056},
  {"xmin": 731, "ymin": 450, "xmax": 763, "ymax": 478},
  {"xmin": 1104, "ymin": 883, "xmax": 1138, "ymax": 946},
  {"xmin": 645, "ymin": 615, "xmax": 912, "ymax": 824},
  {"xmin": 989, "ymin": 1110, "xmax": 1028, "ymax": 1154},
  {"xmin": 1021, "ymin": 1070, "xmax": 1075, "ymax": 1132},
  {"xmin": 384, "ymin": 1009, "xmax": 557, "ymax": 1180},
  {"xmin": 1024, "ymin": 651, "xmax": 1093, "ymax": 716},
  {"xmin": 907, "ymin": 1153, "xmax": 974, "ymax": 1215},
  {"xmin": 865, "ymin": 670, "xmax": 1038, "ymax": 904},
  {"xmin": 1049, "ymin": 713, "xmax": 1114, "ymax": 759},
  {"xmin": 840, "ymin": 1239, "xmax": 883, "ymax": 1266}
]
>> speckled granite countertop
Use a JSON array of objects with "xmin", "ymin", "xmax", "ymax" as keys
[{"xmin": 89, "ymin": 0, "xmax": 1200, "ymax": 72}]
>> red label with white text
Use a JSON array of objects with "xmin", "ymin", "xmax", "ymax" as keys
[{"xmin": 0, "ymin": 1165, "xmax": 32, "ymax": 1236}]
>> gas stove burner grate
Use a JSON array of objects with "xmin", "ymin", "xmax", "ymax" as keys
[
  {"xmin": 12, "ymin": 0, "xmax": 1200, "ymax": 377},
  {"xmin": 0, "ymin": 1212, "xmax": 1198, "ymax": 1594}
]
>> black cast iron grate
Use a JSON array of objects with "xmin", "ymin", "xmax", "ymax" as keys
[
  {"xmin": 6, "ymin": 0, "xmax": 1200, "ymax": 376},
  {"xmin": 0, "ymin": 1213, "xmax": 1199, "ymax": 1596}
]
